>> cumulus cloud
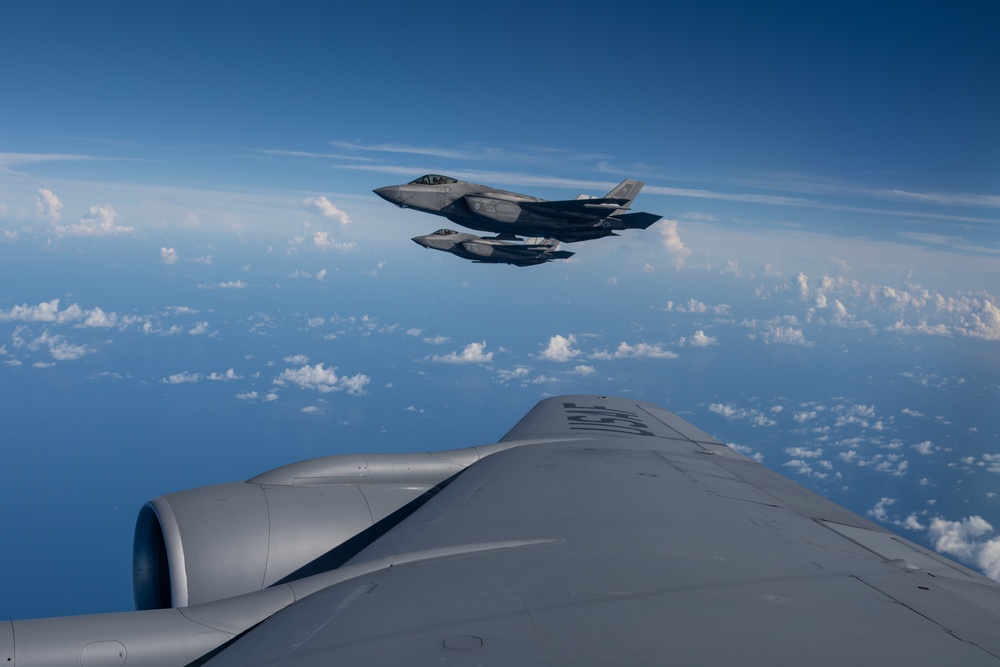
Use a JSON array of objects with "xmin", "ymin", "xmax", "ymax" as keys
[
  {"xmin": 794, "ymin": 272, "xmax": 810, "ymax": 299},
  {"xmin": 207, "ymin": 368, "xmax": 241, "ymax": 381},
  {"xmin": 572, "ymin": 364, "xmax": 596, "ymax": 376},
  {"xmin": 14, "ymin": 330, "xmax": 92, "ymax": 361},
  {"xmin": 312, "ymin": 231, "xmax": 356, "ymax": 251},
  {"xmin": 666, "ymin": 299, "xmax": 731, "ymax": 315},
  {"xmin": 539, "ymin": 334, "xmax": 580, "ymax": 362},
  {"xmin": 743, "ymin": 317, "xmax": 810, "ymax": 346},
  {"xmin": 495, "ymin": 366, "xmax": 553, "ymax": 385},
  {"xmin": 198, "ymin": 280, "xmax": 247, "ymax": 289},
  {"xmin": 709, "ymin": 403, "xmax": 777, "ymax": 427},
  {"xmin": 682, "ymin": 330, "xmax": 717, "ymax": 347},
  {"xmin": 302, "ymin": 196, "xmax": 351, "ymax": 224},
  {"xmin": 927, "ymin": 516, "xmax": 1000, "ymax": 581},
  {"xmin": 432, "ymin": 341, "xmax": 493, "ymax": 364},
  {"xmin": 36, "ymin": 188, "xmax": 63, "ymax": 223},
  {"xmin": 660, "ymin": 220, "xmax": 691, "ymax": 270},
  {"xmin": 423, "ymin": 335, "xmax": 451, "ymax": 345},
  {"xmin": 54, "ymin": 204, "xmax": 135, "ymax": 237},
  {"xmin": 160, "ymin": 247, "xmax": 179, "ymax": 265},
  {"xmin": 961, "ymin": 299, "xmax": 1000, "ymax": 341},
  {"xmin": 163, "ymin": 371, "xmax": 201, "ymax": 384},
  {"xmin": 591, "ymin": 341, "xmax": 678, "ymax": 360},
  {"xmin": 274, "ymin": 362, "xmax": 370, "ymax": 395},
  {"xmin": 0, "ymin": 299, "xmax": 77, "ymax": 323}
]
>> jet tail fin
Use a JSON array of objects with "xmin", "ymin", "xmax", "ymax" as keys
[
  {"xmin": 523, "ymin": 237, "xmax": 559, "ymax": 248},
  {"xmin": 605, "ymin": 179, "xmax": 644, "ymax": 205}
]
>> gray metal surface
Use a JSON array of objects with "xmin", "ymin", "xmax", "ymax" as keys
[
  {"xmin": 411, "ymin": 228, "xmax": 574, "ymax": 266},
  {"xmin": 206, "ymin": 395, "xmax": 1000, "ymax": 665},
  {"xmin": 4, "ymin": 395, "xmax": 1000, "ymax": 666},
  {"xmin": 374, "ymin": 176, "xmax": 661, "ymax": 242}
]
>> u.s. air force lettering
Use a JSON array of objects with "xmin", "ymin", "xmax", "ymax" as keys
[{"xmin": 563, "ymin": 402, "xmax": 654, "ymax": 437}]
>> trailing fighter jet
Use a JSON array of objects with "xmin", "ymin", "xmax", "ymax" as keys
[
  {"xmin": 411, "ymin": 228, "xmax": 574, "ymax": 266},
  {"xmin": 374, "ymin": 174, "xmax": 661, "ymax": 242}
]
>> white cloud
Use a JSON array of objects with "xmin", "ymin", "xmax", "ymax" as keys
[
  {"xmin": 46, "ymin": 336, "xmax": 91, "ymax": 360},
  {"xmin": 572, "ymin": 364, "xmax": 596, "ymax": 376},
  {"xmin": 683, "ymin": 330, "xmax": 717, "ymax": 347},
  {"xmin": 727, "ymin": 443, "xmax": 764, "ymax": 463},
  {"xmin": 160, "ymin": 247, "xmax": 179, "ymax": 265},
  {"xmin": 283, "ymin": 354, "xmax": 310, "ymax": 365},
  {"xmin": 423, "ymin": 335, "xmax": 451, "ymax": 345},
  {"xmin": 81, "ymin": 307, "xmax": 116, "ymax": 328},
  {"xmin": 54, "ymin": 204, "xmax": 135, "ymax": 237},
  {"xmin": 163, "ymin": 371, "xmax": 201, "ymax": 384},
  {"xmin": 16, "ymin": 331, "xmax": 92, "ymax": 361},
  {"xmin": 207, "ymin": 368, "xmax": 241, "ymax": 381},
  {"xmin": 743, "ymin": 317, "xmax": 810, "ymax": 346},
  {"xmin": 785, "ymin": 446, "xmax": 823, "ymax": 458},
  {"xmin": 302, "ymin": 195, "xmax": 351, "ymax": 224},
  {"xmin": 928, "ymin": 516, "xmax": 1000, "ymax": 581},
  {"xmin": 794, "ymin": 272, "xmax": 810, "ymax": 299},
  {"xmin": 591, "ymin": 341, "xmax": 678, "ymax": 360},
  {"xmin": 0, "ymin": 299, "xmax": 74, "ymax": 323},
  {"xmin": 198, "ymin": 280, "xmax": 247, "ymax": 289},
  {"xmin": 867, "ymin": 497, "xmax": 897, "ymax": 523},
  {"xmin": 188, "ymin": 321, "xmax": 210, "ymax": 335},
  {"xmin": 660, "ymin": 220, "xmax": 691, "ymax": 270},
  {"xmin": 312, "ymin": 230, "xmax": 356, "ymax": 251},
  {"xmin": 709, "ymin": 403, "xmax": 777, "ymax": 427},
  {"xmin": 539, "ymin": 334, "xmax": 580, "ymax": 362},
  {"xmin": 960, "ymin": 299, "xmax": 1000, "ymax": 341},
  {"xmin": 274, "ymin": 362, "xmax": 370, "ymax": 395},
  {"xmin": 432, "ymin": 341, "xmax": 493, "ymax": 364},
  {"xmin": 668, "ymin": 299, "xmax": 731, "ymax": 315},
  {"xmin": 36, "ymin": 188, "xmax": 63, "ymax": 223}
]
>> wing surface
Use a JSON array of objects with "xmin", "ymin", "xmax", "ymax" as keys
[
  {"xmin": 520, "ymin": 197, "xmax": 630, "ymax": 215},
  {"xmin": 207, "ymin": 396, "xmax": 1000, "ymax": 666}
]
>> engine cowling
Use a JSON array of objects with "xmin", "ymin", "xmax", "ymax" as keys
[{"xmin": 132, "ymin": 450, "xmax": 487, "ymax": 610}]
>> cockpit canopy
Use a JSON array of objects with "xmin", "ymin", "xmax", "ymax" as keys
[
  {"xmin": 408, "ymin": 174, "xmax": 458, "ymax": 186},
  {"xmin": 431, "ymin": 229, "xmax": 459, "ymax": 236}
]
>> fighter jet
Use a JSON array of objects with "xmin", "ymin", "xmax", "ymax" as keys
[
  {"xmin": 412, "ymin": 228, "xmax": 574, "ymax": 267},
  {"xmin": 374, "ymin": 174, "xmax": 661, "ymax": 243}
]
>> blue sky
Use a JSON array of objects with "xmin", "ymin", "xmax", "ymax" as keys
[{"xmin": 1, "ymin": 1, "xmax": 998, "ymax": 619}]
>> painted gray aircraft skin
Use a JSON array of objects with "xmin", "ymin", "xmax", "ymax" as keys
[
  {"xmin": 374, "ymin": 175, "xmax": 662, "ymax": 242},
  {"xmin": 412, "ymin": 228, "xmax": 575, "ymax": 266},
  {"xmin": 5, "ymin": 394, "xmax": 1000, "ymax": 665}
]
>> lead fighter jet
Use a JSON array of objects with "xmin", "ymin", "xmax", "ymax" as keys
[
  {"xmin": 374, "ymin": 174, "xmax": 661, "ymax": 243},
  {"xmin": 411, "ymin": 228, "xmax": 574, "ymax": 266}
]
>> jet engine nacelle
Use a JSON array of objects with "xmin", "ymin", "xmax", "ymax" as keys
[{"xmin": 132, "ymin": 450, "xmax": 487, "ymax": 610}]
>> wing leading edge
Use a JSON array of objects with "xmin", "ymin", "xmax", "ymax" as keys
[{"xmin": 206, "ymin": 396, "xmax": 1000, "ymax": 666}]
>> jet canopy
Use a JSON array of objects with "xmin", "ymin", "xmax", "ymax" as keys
[
  {"xmin": 408, "ymin": 174, "xmax": 458, "ymax": 186},
  {"xmin": 430, "ymin": 228, "xmax": 459, "ymax": 236}
]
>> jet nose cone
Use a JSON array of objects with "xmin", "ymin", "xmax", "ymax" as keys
[
  {"xmin": 411, "ymin": 235, "xmax": 432, "ymax": 248},
  {"xmin": 373, "ymin": 186, "xmax": 402, "ymax": 203}
]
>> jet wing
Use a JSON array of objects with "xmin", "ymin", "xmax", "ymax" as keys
[
  {"xmin": 207, "ymin": 396, "xmax": 1000, "ymax": 666},
  {"xmin": 520, "ymin": 196, "xmax": 631, "ymax": 217}
]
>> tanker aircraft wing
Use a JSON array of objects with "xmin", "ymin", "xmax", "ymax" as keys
[
  {"xmin": 5, "ymin": 395, "xmax": 1000, "ymax": 666},
  {"xmin": 374, "ymin": 175, "xmax": 661, "ymax": 242}
]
